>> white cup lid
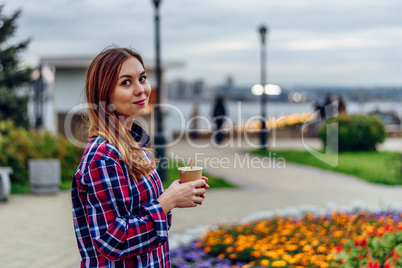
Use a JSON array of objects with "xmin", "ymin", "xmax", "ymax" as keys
[{"xmin": 178, "ymin": 166, "xmax": 203, "ymax": 171}]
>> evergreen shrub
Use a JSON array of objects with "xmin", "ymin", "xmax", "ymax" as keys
[{"xmin": 318, "ymin": 114, "xmax": 386, "ymax": 152}]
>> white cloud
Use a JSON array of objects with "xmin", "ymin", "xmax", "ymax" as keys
[
  {"xmin": 283, "ymin": 37, "xmax": 386, "ymax": 51},
  {"xmin": 4, "ymin": 0, "xmax": 402, "ymax": 86},
  {"xmin": 285, "ymin": 40, "xmax": 334, "ymax": 50},
  {"xmin": 193, "ymin": 41, "xmax": 254, "ymax": 54},
  {"xmin": 273, "ymin": 27, "xmax": 402, "ymax": 51}
]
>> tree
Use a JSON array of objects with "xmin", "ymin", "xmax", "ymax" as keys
[{"xmin": 0, "ymin": 4, "xmax": 32, "ymax": 128}]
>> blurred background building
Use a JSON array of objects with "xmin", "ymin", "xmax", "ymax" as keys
[{"xmin": 29, "ymin": 55, "xmax": 184, "ymax": 142}]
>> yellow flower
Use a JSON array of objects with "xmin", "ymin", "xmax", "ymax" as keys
[
  {"xmin": 271, "ymin": 260, "xmax": 287, "ymax": 267},
  {"xmin": 285, "ymin": 244, "xmax": 298, "ymax": 251},
  {"xmin": 264, "ymin": 251, "xmax": 279, "ymax": 259},
  {"xmin": 311, "ymin": 239, "xmax": 320, "ymax": 247},
  {"xmin": 260, "ymin": 259, "xmax": 270, "ymax": 266},
  {"xmin": 317, "ymin": 245, "xmax": 328, "ymax": 253}
]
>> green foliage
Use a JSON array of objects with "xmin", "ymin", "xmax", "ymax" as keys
[
  {"xmin": 0, "ymin": 87, "xmax": 29, "ymax": 128},
  {"xmin": 253, "ymin": 150, "xmax": 402, "ymax": 185},
  {"xmin": 0, "ymin": 4, "xmax": 32, "ymax": 128},
  {"xmin": 318, "ymin": 114, "xmax": 386, "ymax": 152},
  {"xmin": 0, "ymin": 120, "xmax": 84, "ymax": 192},
  {"xmin": 336, "ymin": 231, "xmax": 402, "ymax": 267},
  {"xmin": 0, "ymin": 120, "xmax": 234, "ymax": 193}
]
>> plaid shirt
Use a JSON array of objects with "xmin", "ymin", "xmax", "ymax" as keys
[{"xmin": 72, "ymin": 124, "xmax": 172, "ymax": 267}]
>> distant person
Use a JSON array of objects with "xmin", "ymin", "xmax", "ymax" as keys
[
  {"xmin": 310, "ymin": 99, "xmax": 325, "ymax": 137},
  {"xmin": 190, "ymin": 102, "xmax": 200, "ymax": 139},
  {"xmin": 324, "ymin": 93, "xmax": 334, "ymax": 118},
  {"xmin": 212, "ymin": 95, "xmax": 226, "ymax": 144},
  {"xmin": 314, "ymin": 99, "xmax": 325, "ymax": 120},
  {"xmin": 71, "ymin": 47, "xmax": 209, "ymax": 267},
  {"xmin": 338, "ymin": 96, "xmax": 346, "ymax": 114}
]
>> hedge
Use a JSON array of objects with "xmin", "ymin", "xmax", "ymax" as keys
[
  {"xmin": 0, "ymin": 120, "xmax": 85, "ymax": 186},
  {"xmin": 318, "ymin": 114, "xmax": 386, "ymax": 152}
]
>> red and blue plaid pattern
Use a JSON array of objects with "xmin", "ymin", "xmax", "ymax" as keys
[{"xmin": 72, "ymin": 124, "xmax": 171, "ymax": 267}]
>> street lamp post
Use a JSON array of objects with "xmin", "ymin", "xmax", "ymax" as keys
[
  {"xmin": 151, "ymin": 0, "xmax": 167, "ymax": 181},
  {"xmin": 34, "ymin": 64, "xmax": 44, "ymax": 129},
  {"xmin": 258, "ymin": 25, "xmax": 268, "ymax": 150}
]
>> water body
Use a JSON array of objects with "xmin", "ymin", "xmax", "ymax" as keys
[{"xmin": 163, "ymin": 100, "xmax": 401, "ymax": 132}]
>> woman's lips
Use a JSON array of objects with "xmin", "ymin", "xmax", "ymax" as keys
[{"xmin": 134, "ymin": 99, "xmax": 146, "ymax": 105}]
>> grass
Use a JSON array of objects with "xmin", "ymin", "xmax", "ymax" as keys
[
  {"xmin": 11, "ymin": 180, "xmax": 73, "ymax": 194},
  {"xmin": 10, "ymin": 183, "xmax": 30, "ymax": 194},
  {"xmin": 252, "ymin": 149, "xmax": 402, "ymax": 185}
]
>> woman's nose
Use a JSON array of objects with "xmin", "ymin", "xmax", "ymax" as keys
[{"xmin": 134, "ymin": 83, "xmax": 145, "ymax": 95}]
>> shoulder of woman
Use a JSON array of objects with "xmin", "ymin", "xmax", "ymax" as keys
[
  {"xmin": 74, "ymin": 137, "xmax": 130, "ymax": 189},
  {"xmin": 78, "ymin": 137, "xmax": 120, "ymax": 170}
]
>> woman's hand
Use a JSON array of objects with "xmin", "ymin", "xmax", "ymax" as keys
[
  {"xmin": 157, "ymin": 178, "xmax": 209, "ymax": 214},
  {"xmin": 200, "ymin": 176, "xmax": 210, "ymax": 199}
]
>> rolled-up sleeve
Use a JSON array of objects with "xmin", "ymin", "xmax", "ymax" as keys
[{"xmin": 84, "ymin": 158, "xmax": 169, "ymax": 261}]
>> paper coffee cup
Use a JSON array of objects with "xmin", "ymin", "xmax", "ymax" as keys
[{"xmin": 178, "ymin": 166, "xmax": 203, "ymax": 183}]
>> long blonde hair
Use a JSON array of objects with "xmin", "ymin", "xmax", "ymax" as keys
[{"xmin": 85, "ymin": 47, "xmax": 156, "ymax": 181}]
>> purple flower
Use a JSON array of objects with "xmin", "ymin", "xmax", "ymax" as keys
[{"xmin": 171, "ymin": 241, "xmax": 245, "ymax": 268}]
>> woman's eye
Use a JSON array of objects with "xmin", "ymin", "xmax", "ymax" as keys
[
  {"xmin": 121, "ymin": 80, "xmax": 131, "ymax": 86},
  {"xmin": 139, "ymin": 76, "xmax": 147, "ymax": 82}
]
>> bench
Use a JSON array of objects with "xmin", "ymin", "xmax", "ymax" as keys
[{"xmin": 0, "ymin": 167, "xmax": 13, "ymax": 201}]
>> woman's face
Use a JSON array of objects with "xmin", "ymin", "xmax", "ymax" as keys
[{"xmin": 109, "ymin": 56, "xmax": 151, "ymax": 123}]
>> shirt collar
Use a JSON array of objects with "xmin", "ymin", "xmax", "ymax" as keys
[{"xmin": 129, "ymin": 122, "xmax": 150, "ymax": 147}]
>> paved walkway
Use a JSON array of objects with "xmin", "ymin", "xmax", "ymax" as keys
[{"xmin": 0, "ymin": 137, "xmax": 400, "ymax": 267}]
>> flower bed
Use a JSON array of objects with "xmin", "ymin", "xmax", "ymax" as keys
[
  {"xmin": 171, "ymin": 241, "xmax": 247, "ymax": 268},
  {"xmin": 170, "ymin": 203, "xmax": 402, "ymax": 268},
  {"xmin": 338, "ymin": 231, "xmax": 402, "ymax": 267}
]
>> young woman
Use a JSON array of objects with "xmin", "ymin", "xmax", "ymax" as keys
[{"xmin": 72, "ymin": 47, "xmax": 209, "ymax": 268}]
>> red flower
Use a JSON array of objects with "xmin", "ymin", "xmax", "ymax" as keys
[
  {"xmin": 391, "ymin": 249, "xmax": 402, "ymax": 260},
  {"xmin": 360, "ymin": 237, "xmax": 367, "ymax": 247},
  {"xmin": 354, "ymin": 237, "xmax": 368, "ymax": 247},
  {"xmin": 384, "ymin": 262, "xmax": 393, "ymax": 268},
  {"xmin": 386, "ymin": 224, "xmax": 396, "ymax": 233},
  {"xmin": 368, "ymin": 260, "xmax": 381, "ymax": 268}
]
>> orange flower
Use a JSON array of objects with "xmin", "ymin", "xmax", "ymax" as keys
[
  {"xmin": 271, "ymin": 260, "xmax": 287, "ymax": 267},
  {"xmin": 251, "ymin": 251, "xmax": 261, "ymax": 259},
  {"xmin": 260, "ymin": 259, "xmax": 269, "ymax": 266},
  {"xmin": 198, "ymin": 211, "xmax": 402, "ymax": 267}
]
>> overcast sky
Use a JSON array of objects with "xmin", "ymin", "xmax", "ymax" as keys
[{"xmin": 4, "ymin": 0, "xmax": 402, "ymax": 88}]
